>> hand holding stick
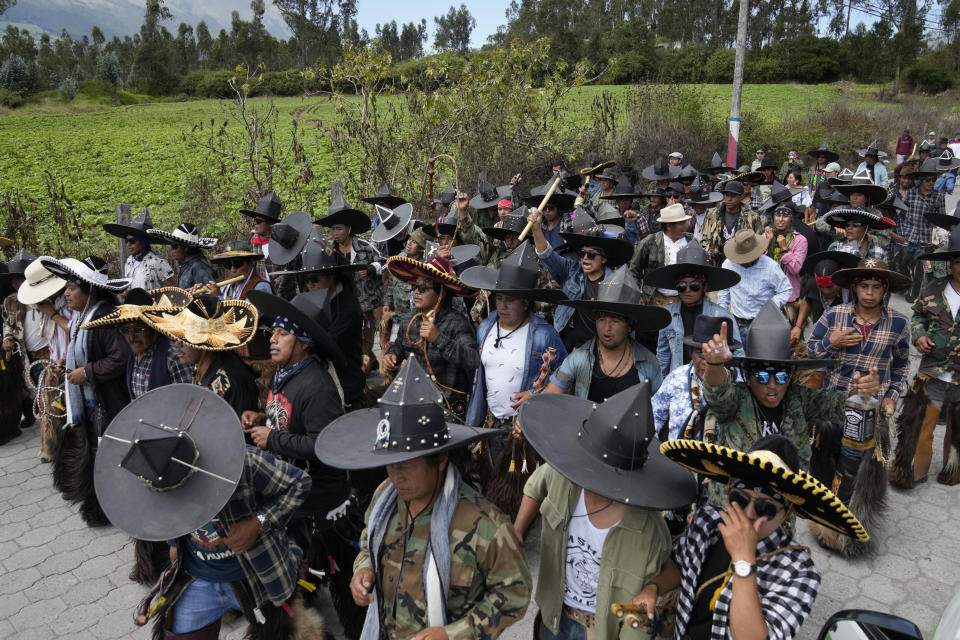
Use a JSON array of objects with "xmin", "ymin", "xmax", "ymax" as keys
[{"xmin": 518, "ymin": 176, "xmax": 561, "ymax": 241}]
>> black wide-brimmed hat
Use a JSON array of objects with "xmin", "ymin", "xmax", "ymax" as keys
[
  {"xmin": 876, "ymin": 191, "xmax": 908, "ymax": 216},
  {"xmin": 683, "ymin": 315, "xmax": 741, "ymax": 351},
  {"xmin": 271, "ymin": 237, "xmax": 368, "ymax": 277},
  {"xmin": 686, "ymin": 177, "xmax": 723, "ymax": 205},
  {"xmin": 559, "ymin": 226, "xmax": 634, "ymax": 268},
  {"xmin": 423, "ymin": 241, "xmax": 481, "ymax": 266},
  {"xmin": 830, "ymin": 257, "xmax": 911, "ymax": 291},
  {"xmin": 660, "ymin": 436, "xmax": 868, "ymax": 541},
  {"xmin": 559, "ymin": 265, "xmax": 670, "ymax": 331},
  {"xmin": 935, "ymin": 149, "xmax": 960, "ymax": 172},
  {"xmin": 819, "ymin": 184, "xmax": 850, "ymax": 204},
  {"xmin": 641, "ymin": 157, "xmax": 681, "ymax": 182},
  {"xmin": 469, "ymin": 176, "xmax": 512, "ymax": 210},
  {"xmin": 704, "ymin": 151, "xmax": 736, "ymax": 175},
  {"xmin": 459, "ymin": 240, "xmax": 566, "ymax": 303},
  {"xmin": 39, "ymin": 256, "xmax": 131, "ymax": 293},
  {"xmin": 267, "ymin": 210, "xmax": 313, "ymax": 267},
  {"xmin": 856, "ymin": 140, "xmax": 888, "ymax": 159},
  {"xmin": 246, "ymin": 289, "xmax": 344, "ymax": 366},
  {"xmin": 519, "ymin": 381, "xmax": 697, "ymax": 507},
  {"xmin": 757, "ymin": 156, "xmax": 778, "ymax": 171},
  {"xmin": 370, "ymin": 203, "xmax": 415, "ymax": 243},
  {"xmin": 239, "ymin": 191, "xmax": 283, "ymax": 222},
  {"xmin": 677, "ymin": 164, "xmax": 700, "ymax": 185},
  {"xmin": 756, "ymin": 181, "xmax": 796, "ymax": 212},
  {"xmin": 522, "ymin": 176, "xmax": 579, "ymax": 213},
  {"xmin": 211, "ymin": 240, "xmax": 260, "ymax": 262},
  {"xmin": 644, "ymin": 241, "xmax": 740, "ymax": 291},
  {"xmin": 807, "ymin": 142, "xmax": 840, "ymax": 163},
  {"xmin": 141, "ymin": 294, "xmax": 259, "ymax": 351},
  {"xmin": 315, "ymin": 181, "xmax": 371, "ymax": 233},
  {"xmin": 924, "ymin": 201, "xmax": 960, "ymax": 231},
  {"xmin": 730, "ymin": 300, "xmax": 836, "ymax": 370},
  {"xmin": 147, "ymin": 223, "xmax": 218, "ymax": 250},
  {"xmin": 433, "ymin": 183, "xmax": 457, "ymax": 206},
  {"xmin": 482, "ymin": 208, "xmax": 528, "ymax": 242},
  {"xmin": 2, "ymin": 248, "xmax": 36, "ymax": 277},
  {"xmin": 599, "ymin": 179, "xmax": 642, "ymax": 201},
  {"xmin": 103, "ymin": 207, "xmax": 155, "ymax": 239},
  {"xmin": 314, "ymin": 357, "xmax": 497, "ymax": 469},
  {"xmin": 824, "ymin": 208, "xmax": 896, "ymax": 231},
  {"xmin": 362, "ymin": 183, "xmax": 407, "ymax": 209},
  {"xmin": 904, "ymin": 157, "xmax": 945, "ymax": 179},
  {"xmin": 826, "ymin": 168, "xmax": 855, "ymax": 186},
  {"xmin": 94, "ymin": 385, "xmax": 247, "ymax": 541},
  {"xmin": 833, "ymin": 168, "xmax": 888, "ymax": 206},
  {"xmin": 801, "ymin": 250, "xmax": 861, "ymax": 277},
  {"xmin": 423, "ymin": 209, "xmax": 458, "ymax": 238},
  {"xmin": 918, "ymin": 225, "xmax": 960, "ymax": 261}
]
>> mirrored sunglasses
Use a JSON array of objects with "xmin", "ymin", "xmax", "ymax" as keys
[
  {"xmin": 676, "ymin": 281, "xmax": 702, "ymax": 293},
  {"xmin": 751, "ymin": 369, "xmax": 790, "ymax": 385}
]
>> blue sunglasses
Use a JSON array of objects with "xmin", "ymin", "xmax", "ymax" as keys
[{"xmin": 751, "ymin": 369, "xmax": 790, "ymax": 385}]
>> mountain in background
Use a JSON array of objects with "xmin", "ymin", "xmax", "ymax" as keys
[{"xmin": 2, "ymin": 0, "xmax": 291, "ymax": 40}]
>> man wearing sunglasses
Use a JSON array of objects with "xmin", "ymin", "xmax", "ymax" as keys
[
  {"xmin": 206, "ymin": 241, "xmax": 274, "ymax": 300},
  {"xmin": 698, "ymin": 302, "xmax": 879, "ymax": 508},
  {"xmin": 824, "ymin": 209, "xmax": 889, "ymax": 262},
  {"xmin": 102, "ymin": 208, "xmax": 175, "ymax": 293}
]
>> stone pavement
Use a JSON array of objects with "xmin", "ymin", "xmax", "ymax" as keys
[{"xmin": 1, "ymin": 296, "xmax": 959, "ymax": 639}]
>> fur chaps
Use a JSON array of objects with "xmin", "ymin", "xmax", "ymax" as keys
[
  {"xmin": 53, "ymin": 422, "xmax": 92, "ymax": 502},
  {"xmin": 131, "ymin": 538, "xmax": 170, "ymax": 585},
  {"xmin": 889, "ymin": 381, "xmax": 928, "ymax": 489},
  {"xmin": 481, "ymin": 434, "xmax": 541, "ymax": 519},
  {"xmin": 937, "ymin": 401, "xmax": 960, "ymax": 485}
]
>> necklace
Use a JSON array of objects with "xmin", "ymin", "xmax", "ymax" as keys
[
  {"xmin": 494, "ymin": 318, "xmax": 527, "ymax": 348},
  {"xmin": 854, "ymin": 306, "xmax": 881, "ymax": 326},
  {"xmin": 596, "ymin": 339, "xmax": 629, "ymax": 378}
]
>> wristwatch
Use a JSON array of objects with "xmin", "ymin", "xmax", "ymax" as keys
[{"xmin": 732, "ymin": 560, "xmax": 756, "ymax": 577}]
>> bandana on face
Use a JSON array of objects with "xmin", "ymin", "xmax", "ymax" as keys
[
  {"xmin": 272, "ymin": 315, "xmax": 314, "ymax": 346},
  {"xmin": 815, "ymin": 275, "xmax": 835, "ymax": 287}
]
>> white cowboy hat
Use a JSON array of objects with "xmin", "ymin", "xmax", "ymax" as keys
[
  {"xmin": 656, "ymin": 203, "xmax": 692, "ymax": 224},
  {"xmin": 17, "ymin": 259, "xmax": 67, "ymax": 305}
]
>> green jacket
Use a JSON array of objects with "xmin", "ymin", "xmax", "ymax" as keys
[
  {"xmin": 354, "ymin": 479, "xmax": 531, "ymax": 640},
  {"xmin": 628, "ymin": 231, "xmax": 695, "ymax": 304},
  {"xmin": 702, "ymin": 369, "xmax": 847, "ymax": 506},
  {"xmin": 457, "ymin": 209, "xmax": 506, "ymax": 267},
  {"xmin": 524, "ymin": 464, "xmax": 671, "ymax": 640},
  {"xmin": 384, "ymin": 259, "xmax": 414, "ymax": 314},
  {"xmin": 911, "ymin": 278, "xmax": 960, "ymax": 382}
]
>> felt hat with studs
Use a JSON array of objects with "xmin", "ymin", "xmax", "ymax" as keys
[
  {"xmin": 661, "ymin": 435, "xmax": 868, "ymax": 541},
  {"xmin": 140, "ymin": 294, "xmax": 258, "ymax": 351},
  {"xmin": 468, "ymin": 175, "xmax": 512, "ymax": 210},
  {"xmin": 103, "ymin": 207, "xmax": 156, "ymax": 240},
  {"xmin": 270, "ymin": 236, "xmax": 368, "ymax": 277},
  {"xmin": 935, "ymin": 150, "xmax": 960, "ymax": 172},
  {"xmin": 459, "ymin": 240, "xmax": 566, "ymax": 303},
  {"xmin": 856, "ymin": 140, "xmax": 888, "ymax": 158},
  {"xmin": 16, "ymin": 257, "xmax": 66, "ymax": 305},
  {"xmin": 147, "ymin": 223, "xmax": 218, "ymax": 250},
  {"xmin": 918, "ymin": 224, "xmax": 960, "ymax": 261},
  {"xmin": 266, "ymin": 210, "xmax": 314, "ymax": 267},
  {"xmin": 315, "ymin": 181, "xmax": 371, "ymax": 233},
  {"xmin": 704, "ymin": 151, "xmax": 736, "ymax": 175},
  {"xmin": 518, "ymin": 381, "xmax": 697, "ymax": 507},
  {"xmin": 239, "ymin": 190, "xmax": 283, "ymax": 222},
  {"xmin": 94, "ymin": 385, "xmax": 247, "ymax": 541},
  {"xmin": 313, "ymin": 357, "xmax": 498, "ymax": 469},
  {"xmin": 644, "ymin": 241, "xmax": 740, "ymax": 291},
  {"xmin": 481, "ymin": 208, "xmax": 528, "ymax": 242},
  {"xmin": 730, "ymin": 300, "xmax": 836, "ymax": 371},
  {"xmin": 559, "ymin": 265, "xmax": 670, "ymax": 330},
  {"xmin": 522, "ymin": 175, "xmax": 579, "ymax": 213},
  {"xmin": 641, "ymin": 157, "xmax": 681, "ymax": 182},
  {"xmin": 832, "ymin": 168, "xmax": 888, "ymax": 206},
  {"xmin": 807, "ymin": 141, "xmax": 840, "ymax": 163},
  {"xmin": 830, "ymin": 257, "xmax": 911, "ymax": 291},
  {"xmin": 80, "ymin": 287, "xmax": 193, "ymax": 330},
  {"xmin": 370, "ymin": 203, "xmax": 415, "ymax": 243},
  {"xmin": 686, "ymin": 177, "xmax": 723, "ymax": 205},
  {"xmin": 361, "ymin": 183, "xmax": 407, "ymax": 209}
]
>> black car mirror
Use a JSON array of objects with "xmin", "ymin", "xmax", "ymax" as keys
[{"xmin": 817, "ymin": 610, "xmax": 923, "ymax": 640}]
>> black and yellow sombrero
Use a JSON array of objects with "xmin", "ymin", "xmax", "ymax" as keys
[
  {"xmin": 80, "ymin": 287, "xmax": 193, "ymax": 330},
  {"xmin": 716, "ymin": 170, "xmax": 764, "ymax": 189},
  {"xmin": 386, "ymin": 255, "xmax": 477, "ymax": 298},
  {"xmin": 660, "ymin": 439, "xmax": 869, "ymax": 542},
  {"xmin": 141, "ymin": 294, "xmax": 258, "ymax": 351}
]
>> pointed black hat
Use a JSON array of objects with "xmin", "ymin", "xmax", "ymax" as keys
[
  {"xmin": 103, "ymin": 207, "xmax": 156, "ymax": 239},
  {"xmin": 730, "ymin": 300, "xmax": 835, "ymax": 370},
  {"xmin": 807, "ymin": 141, "xmax": 840, "ymax": 163},
  {"xmin": 270, "ymin": 237, "xmax": 368, "ymax": 277},
  {"xmin": 315, "ymin": 181, "xmax": 371, "ymax": 233},
  {"xmin": 459, "ymin": 240, "xmax": 566, "ymax": 302},
  {"xmin": 468, "ymin": 174, "xmax": 512, "ymax": 210},
  {"xmin": 643, "ymin": 241, "xmax": 740, "ymax": 291},
  {"xmin": 362, "ymin": 183, "xmax": 407, "ymax": 208},
  {"xmin": 641, "ymin": 156, "xmax": 682, "ymax": 181},
  {"xmin": 559, "ymin": 265, "xmax": 670, "ymax": 330},
  {"xmin": 482, "ymin": 208, "xmax": 528, "ymax": 242},
  {"xmin": 267, "ymin": 210, "xmax": 313, "ymax": 267},
  {"xmin": 239, "ymin": 191, "xmax": 283, "ymax": 222},
  {"xmin": 833, "ymin": 168, "xmax": 888, "ymax": 205},
  {"xmin": 705, "ymin": 151, "xmax": 736, "ymax": 175},
  {"xmin": 370, "ymin": 203, "xmax": 415, "ymax": 243}
]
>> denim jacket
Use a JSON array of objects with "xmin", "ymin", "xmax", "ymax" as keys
[
  {"xmin": 536, "ymin": 243, "xmax": 615, "ymax": 333},
  {"xmin": 466, "ymin": 311, "xmax": 568, "ymax": 427},
  {"xmin": 550, "ymin": 337, "xmax": 663, "ymax": 397},
  {"xmin": 656, "ymin": 299, "xmax": 745, "ymax": 376}
]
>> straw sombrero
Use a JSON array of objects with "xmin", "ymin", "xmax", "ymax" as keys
[
  {"xmin": 386, "ymin": 255, "xmax": 477, "ymax": 297},
  {"xmin": 141, "ymin": 294, "xmax": 258, "ymax": 351},
  {"xmin": 660, "ymin": 438, "xmax": 868, "ymax": 541},
  {"xmin": 80, "ymin": 287, "xmax": 193, "ymax": 330}
]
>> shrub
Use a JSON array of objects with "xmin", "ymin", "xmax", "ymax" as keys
[
  {"xmin": 0, "ymin": 55, "xmax": 35, "ymax": 93},
  {"xmin": 0, "ymin": 88, "xmax": 22, "ymax": 107},
  {"xmin": 58, "ymin": 76, "xmax": 78, "ymax": 101},
  {"xmin": 704, "ymin": 48, "xmax": 736, "ymax": 83},
  {"xmin": 905, "ymin": 60, "xmax": 957, "ymax": 94},
  {"xmin": 179, "ymin": 70, "xmax": 235, "ymax": 98},
  {"xmin": 96, "ymin": 53, "xmax": 123, "ymax": 86}
]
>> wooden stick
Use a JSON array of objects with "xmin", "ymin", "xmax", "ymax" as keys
[
  {"xmin": 216, "ymin": 275, "xmax": 244, "ymax": 287},
  {"xmin": 517, "ymin": 176, "xmax": 562, "ymax": 241}
]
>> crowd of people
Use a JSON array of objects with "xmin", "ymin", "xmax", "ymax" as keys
[{"xmin": 1, "ymin": 136, "xmax": 957, "ymax": 640}]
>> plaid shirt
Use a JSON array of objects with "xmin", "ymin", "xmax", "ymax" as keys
[
  {"xmin": 900, "ymin": 187, "xmax": 945, "ymax": 245},
  {"xmin": 673, "ymin": 505, "xmax": 821, "ymax": 640},
  {"xmin": 807, "ymin": 302, "xmax": 911, "ymax": 402},
  {"xmin": 127, "ymin": 339, "xmax": 193, "ymax": 399},
  {"xmin": 196, "ymin": 446, "xmax": 311, "ymax": 607}
]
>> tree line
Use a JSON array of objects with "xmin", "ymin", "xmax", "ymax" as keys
[{"xmin": 0, "ymin": 0, "xmax": 958, "ymax": 102}]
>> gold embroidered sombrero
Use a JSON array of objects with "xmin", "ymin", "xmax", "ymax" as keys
[
  {"xmin": 386, "ymin": 255, "xmax": 477, "ymax": 297},
  {"xmin": 141, "ymin": 294, "xmax": 258, "ymax": 351},
  {"xmin": 80, "ymin": 287, "xmax": 193, "ymax": 330},
  {"xmin": 660, "ymin": 439, "xmax": 869, "ymax": 542}
]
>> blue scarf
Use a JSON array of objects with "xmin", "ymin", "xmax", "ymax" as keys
[
  {"xmin": 65, "ymin": 301, "xmax": 105, "ymax": 424},
  {"xmin": 271, "ymin": 354, "xmax": 318, "ymax": 393}
]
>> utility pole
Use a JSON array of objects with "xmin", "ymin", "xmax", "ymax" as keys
[{"xmin": 726, "ymin": 0, "xmax": 749, "ymax": 169}]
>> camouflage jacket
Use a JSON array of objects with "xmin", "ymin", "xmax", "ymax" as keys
[
  {"xmin": 911, "ymin": 278, "xmax": 960, "ymax": 383},
  {"xmin": 384, "ymin": 261, "xmax": 414, "ymax": 314},
  {"xmin": 699, "ymin": 205, "xmax": 765, "ymax": 266},
  {"xmin": 702, "ymin": 369, "xmax": 847, "ymax": 506},
  {"xmin": 457, "ymin": 209, "xmax": 507, "ymax": 268},
  {"xmin": 343, "ymin": 237, "xmax": 384, "ymax": 312},
  {"xmin": 628, "ymin": 231, "xmax": 695, "ymax": 304},
  {"xmin": 354, "ymin": 479, "xmax": 531, "ymax": 640}
]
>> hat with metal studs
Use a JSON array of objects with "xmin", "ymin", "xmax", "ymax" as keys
[
  {"xmin": 314, "ymin": 357, "xmax": 499, "ymax": 469},
  {"xmin": 459, "ymin": 240, "xmax": 566, "ymax": 303},
  {"xmin": 469, "ymin": 174, "xmax": 512, "ymax": 210}
]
